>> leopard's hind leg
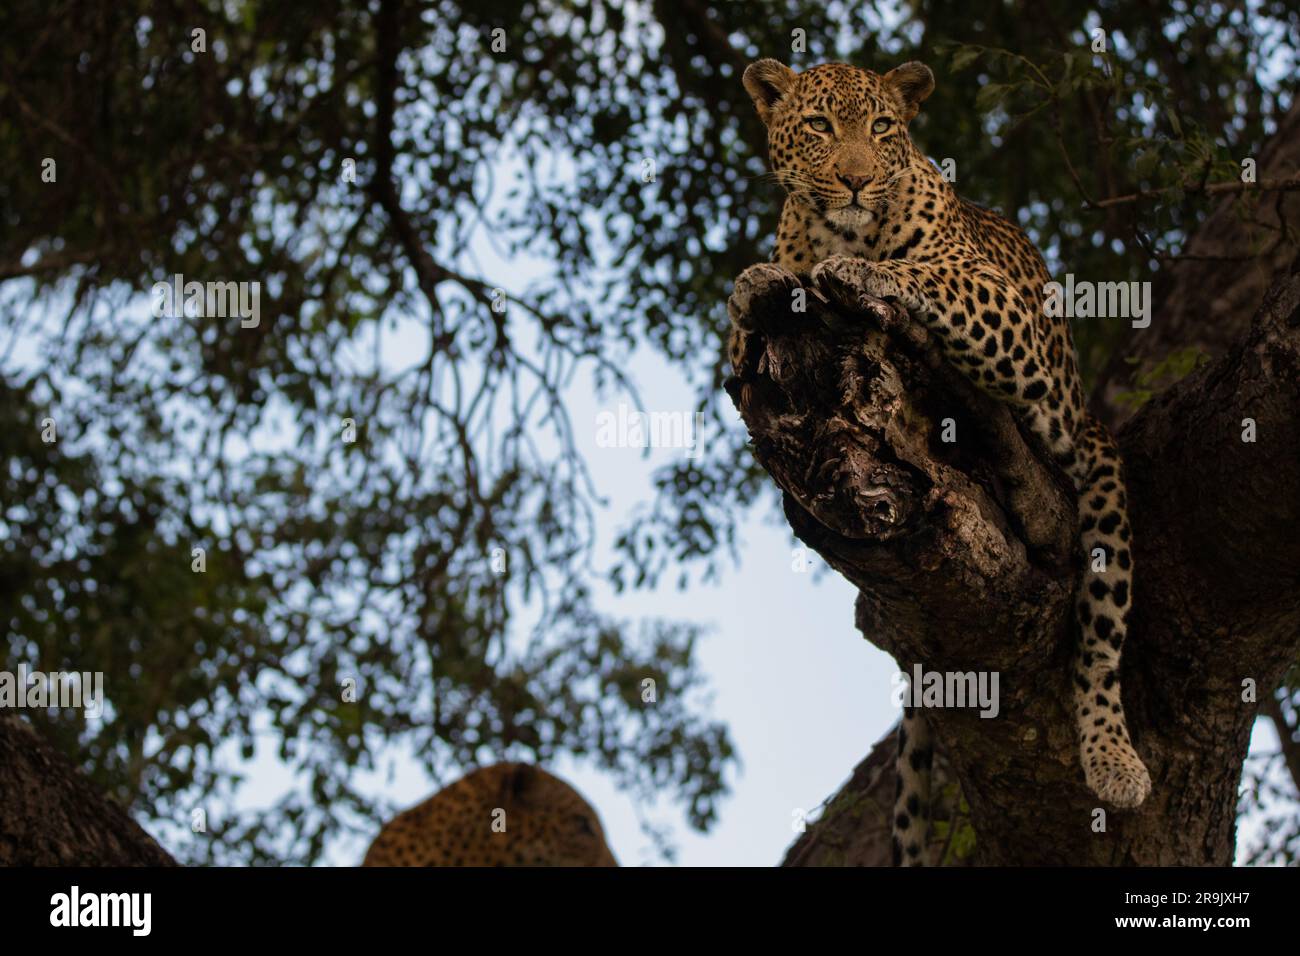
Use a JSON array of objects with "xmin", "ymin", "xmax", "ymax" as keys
[{"xmin": 1066, "ymin": 414, "xmax": 1151, "ymax": 808}]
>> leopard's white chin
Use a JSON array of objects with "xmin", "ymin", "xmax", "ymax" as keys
[{"xmin": 825, "ymin": 205, "xmax": 875, "ymax": 229}]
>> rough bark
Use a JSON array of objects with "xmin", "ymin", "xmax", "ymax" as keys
[
  {"xmin": 727, "ymin": 254, "xmax": 1300, "ymax": 866},
  {"xmin": 1092, "ymin": 100, "xmax": 1300, "ymax": 429},
  {"xmin": 0, "ymin": 716, "xmax": 177, "ymax": 866}
]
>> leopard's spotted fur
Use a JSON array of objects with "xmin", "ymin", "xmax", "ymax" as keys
[
  {"xmin": 731, "ymin": 59, "xmax": 1151, "ymax": 865},
  {"xmin": 362, "ymin": 763, "xmax": 617, "ymax": 867}
]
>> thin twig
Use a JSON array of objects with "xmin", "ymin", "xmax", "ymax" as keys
[
  {"xmin": 1263, "ymin": 691, "xmax": 1300, "ymax": 797},
  {"xmin": 1091, "ymin": 173, "xmax": 1300, "ymax": 209}
]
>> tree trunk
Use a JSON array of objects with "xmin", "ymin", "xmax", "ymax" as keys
[
  {"xmin": 0, "ymin": 716, "xmax": 176, "ymax": 866},
  {"xmin": 727, "ymin": 251, "xmax": 1300, "ymax": 866}
]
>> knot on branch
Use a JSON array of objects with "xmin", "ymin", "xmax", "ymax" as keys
[
  {"xmin": 724, "ymin": 263, "xmax": 931, "ymax": 541},
  {"xmin": 724, "ymin": 262, "xmax": 1075, "ymax": 587}
]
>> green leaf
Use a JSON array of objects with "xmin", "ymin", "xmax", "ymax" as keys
[
  {"xmin": 949, "ymin": 45, "xmax": 984, "ymax": 73},
  {"xmin": 976, "ymin": 82, "xmax": 1013, "ymax": 112},
  {"xmin": 1165, "ymin": 107, "xmax": 1183, "ymax": 137}
]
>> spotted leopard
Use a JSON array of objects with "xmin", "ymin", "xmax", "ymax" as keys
[
  {"xmin": 362, "ymin": 763, "xmax": 617, "ymax": 867},
  {"xmin": 731, "ymin": 59, "xmax": 1152, "ymax": 865}
]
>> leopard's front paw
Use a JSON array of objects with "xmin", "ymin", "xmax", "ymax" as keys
[
  {"xmin": 812, "ymin": 255, "xmax": 901, "ymax": 299},
  {"xmin": 811, "ymin": 256, "xmax": 911, "ymax": 335},
  {"xmin": 728, "ymin": 263, "xmax": 802, "ymax": 333}
]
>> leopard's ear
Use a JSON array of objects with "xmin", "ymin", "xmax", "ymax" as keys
[
  {"xmin": 743, "ymin": 59, "xmax": 797, "ymax": 125},
  {"xmin": 883, "ymin": 61, "xmax": 935, "ymax": 122}
]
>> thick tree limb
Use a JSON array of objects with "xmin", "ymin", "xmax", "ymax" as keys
[
  {"xmin": 728, "ymin": 256, "xmax": 1300, "ymax": 865},
  {"xmin": 0, "ymin": 716, "xmax": 176, "ymax": 866}
]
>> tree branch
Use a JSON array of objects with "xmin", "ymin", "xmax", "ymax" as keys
[
  {"xmin": 368, "ymin": 0, "xmax": 452, "ymax": 338},
  {"xmin": 1089, "ymin": 173, "xmax": 1300, "ymax": 209},
  {"xmin": 1263, "ymin": 690, "xmax": 1300, "ymax": 797},
  {"xmin": 0, "ymin": 717, "xmax": 177, "ymax": 866},
  {"xmin": 1092, "ymin": 100, "xmax": 1300, "ymax": 428},
  {"xmin": 729, "ymin": 256, "xmax": 1300, "ymax": 864}
]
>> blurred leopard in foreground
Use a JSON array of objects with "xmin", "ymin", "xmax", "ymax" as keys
[{"xmin": 363, "ymin": 763, "xmax": 617, "ymax": 867}]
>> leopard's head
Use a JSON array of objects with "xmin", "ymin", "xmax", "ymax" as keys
[
  {"xmin": 362, "ymin": 762, "xmax": 618, "ymax": 867},
  {"xmin": 743, "ymin": 60, "xmax": 934, "ymax": 230}
]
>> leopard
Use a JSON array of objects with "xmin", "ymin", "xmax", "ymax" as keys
[
  {"xmin": 361, "ymin": 762, "xmax": 618, "ymax": 867},
  {"xmin": 729, "ymin": 59, "xmax": 1152, "ymax": 865}
]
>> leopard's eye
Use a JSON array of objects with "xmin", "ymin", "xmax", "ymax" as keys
[
  {"xmin": 871, "ymin": 117, "xmax": 894, "ymax": 134},
  {"xmin": 805, "ymin": 116, "xmax": 833, "ymax": 133}
]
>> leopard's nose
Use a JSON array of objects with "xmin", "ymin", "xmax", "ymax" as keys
[{"xmin": 837, "ymin": 173, "xmax": 871, "ymax": 193}]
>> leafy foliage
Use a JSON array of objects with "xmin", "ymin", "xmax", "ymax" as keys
[
  {"xmin": 1240, "ymin": 680, "xmax": 1300, "ymax": 866},
  {"xmin": 1112, "ymin": 346, "xmax": 1211, "ymax": 410}
]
